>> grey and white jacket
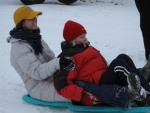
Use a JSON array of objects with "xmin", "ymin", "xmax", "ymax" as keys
[{"xmin": 7, "ymin": 36, "xmax": 69, "ymax": 102}]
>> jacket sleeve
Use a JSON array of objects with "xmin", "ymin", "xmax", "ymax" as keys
[
  {"xmin": 12, "ymin": 43, "xmax": 60, "ymax": 80},
  {"xmin": 53, "ymin": 70, "xmax": 84, "ymax": 102}
]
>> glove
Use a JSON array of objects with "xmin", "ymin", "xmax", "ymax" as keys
[
  {"xmin": 59, "ymin": 56, "xmax": 75, "ymax": 71},
  {"xmin": 81, "ymin": 91, "xmax": 100, "ymax": 106}
]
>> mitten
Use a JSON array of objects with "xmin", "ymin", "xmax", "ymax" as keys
[
  {"xmin": 59, "ymin": 56, "xmax": 75, "ymax": 70},
  {"xmin": 81, "ymin": 91, "xmax": 100, "ymax": 106}
]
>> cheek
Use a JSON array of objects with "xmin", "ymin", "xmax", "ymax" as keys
[
  {"xmin": 75, "ymin": 37, "xmax": 86, "ymax": 44},
  {"xmin": 23, "ymin": 21, "xmax": 30, "ymax": 28},
  {"xmin": 76, "ymin": 40, "xmax": 82, "ymax": 44}
]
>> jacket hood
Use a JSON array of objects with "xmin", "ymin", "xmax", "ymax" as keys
[
  {"xmin": 6, "ymin": 36, "xmax": 12, "ymax": 43},
  {"xmin": 58, "ymin": 41, "xmax": 90, "ymax": 58},
  {"xmin": 61, "ymin": 41, "xmax": 90, "ymax": 51},
  {"xmin": 6, "ymin": 36, "xmax": 24, "ymax": 44}
]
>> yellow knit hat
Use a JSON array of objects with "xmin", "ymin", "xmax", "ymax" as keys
[{"xmin": 13, "ymin": 6, "xmax": 42, "ymax": 25}]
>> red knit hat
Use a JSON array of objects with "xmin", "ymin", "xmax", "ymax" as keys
[{"xmin": 63, "ymin": 20, "xmax": 87, "ymax": 42}]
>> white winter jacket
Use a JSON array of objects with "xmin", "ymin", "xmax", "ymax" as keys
[{"xmin": 7, "ymin": 36, "xmax": 69, "ymax": 102}]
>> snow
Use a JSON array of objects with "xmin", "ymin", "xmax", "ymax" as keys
[{"xmin": 0, "ymin": 0, "xmax": 147, "ymax": 113}]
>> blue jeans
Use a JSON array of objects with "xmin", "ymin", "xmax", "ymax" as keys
[{"xmin": 75, "ymin": 81, "xmax": 131, "ymax": 108}]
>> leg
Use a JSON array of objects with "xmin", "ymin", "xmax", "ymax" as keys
[
  {"xmin": 116, "ymin": 54, "xmax": 136, "ymax": 67},
  {"xmin": 135, "ymin": 0, "xmax": 150, "ymax": 60},
  {"xmin": 99, "ymin": 57, "xmax": 132, "ymax": 86},
  {"xmin": 141, "ymin": 56, "xmax": 150, "ymax": 82},
  {"xmin": 117, "ymin": 54, "xmax": 150, "ymax": 91},
  {"xmin": 100, "ymin": 54, "xmax": 150, "ymax": 92},
  {"xmin": 75, "ymin": 81, "xmax": 131, "ymax": 108},
  {"xmin": 118, "ymin": 54, "xmax": 150, "ymax": 106}
]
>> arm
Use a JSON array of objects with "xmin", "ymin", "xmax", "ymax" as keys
[
  {"xmin": 53, "ymin": 70, "xmax": 100, "ymax": 105},
  {"xmin": 60, "ymin": 83, "xmax": 84, "ymax": 102},
  {"xmin": 12, "ymin": 43, "xmax": 60, "ymax": 80},
  {"xmin": 53, "ymin": 70, "xmax": 83, "ymax": 102}
]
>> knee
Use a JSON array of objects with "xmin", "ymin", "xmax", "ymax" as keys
[
  {"xmin": 117, "ymin": 54, "xmax": 129, "ymax": 59},
  {"xmin": 111, "ymin": 58, "xmax": 123, "ymax": 65}
]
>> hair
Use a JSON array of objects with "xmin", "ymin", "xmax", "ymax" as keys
[
  {"xmin": 70, "ymin": 33, "xmax": 86, "ymax": 46},
  {"xmin": 70, "ymin": 39, "xmax": 76, "ymax": 46},
  {"xmin": 16, "ymin": 20, "xmax": 25, "ymax": 30},
  {"xmin": 70, "ymin": 39, "xmax": 90, "ymax": 47}
]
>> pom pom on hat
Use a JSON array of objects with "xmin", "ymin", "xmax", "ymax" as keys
[
  {"xmin": 13, "ymin": 6, "xmax": 42, "ymax": 25},
  {"xmin": 63, "ymin": 20, "xmax": 87, "ymax": 42}
]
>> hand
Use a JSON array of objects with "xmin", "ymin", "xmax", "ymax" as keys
[
  {"xmin": 59, "ymin": 56, "xmax": 75, "ymax": 71},
  {"xmin": 81, "ymin": 91, "xmax": 100, "ymax": 106}
]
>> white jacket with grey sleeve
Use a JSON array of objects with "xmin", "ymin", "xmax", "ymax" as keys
[{"xmin": 7, "ymin": 36, "xmax": 69, "ymax": 102}]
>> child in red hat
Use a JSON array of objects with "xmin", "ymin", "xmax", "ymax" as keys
[{"xmin": 53, "ymin": 20, "xmax": 150, "ymax": 108}]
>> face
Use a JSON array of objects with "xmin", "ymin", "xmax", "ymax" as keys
[
  {"xmin": 23, "ymin": 17, "xmax": 38, "ymax": 30},
  {"xmin": 74, "ymin": 33, "xmax": 87, "ymax": 47}
]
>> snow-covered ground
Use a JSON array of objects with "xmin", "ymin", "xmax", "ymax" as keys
[{"xmin": 0, "ymin": 0, "xmax": 147, "ymax": 113}]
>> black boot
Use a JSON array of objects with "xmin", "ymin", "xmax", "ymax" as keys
[
  {"xmin": 140, "ymin": 55, "xmax": 150, "ymax": 82},
  {"xmin": 136, "ymin": 94, "xmax": 150, "ymax": 106},
  {"xmin": 127, "ymin": 73, "xmax": 147, "ymax": 101}
]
